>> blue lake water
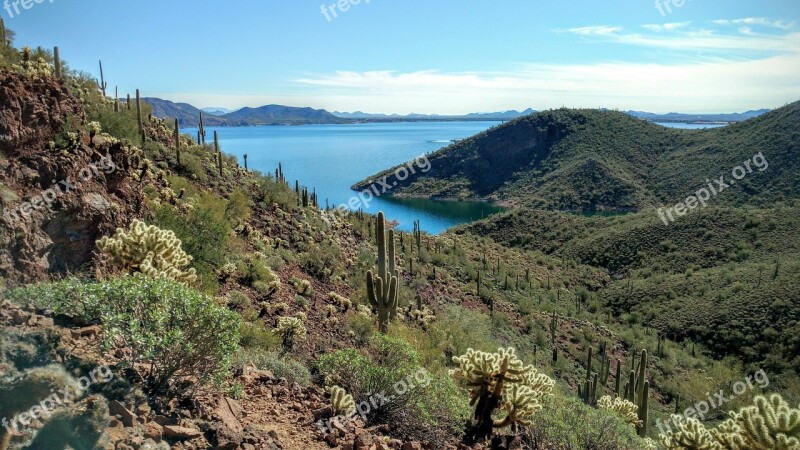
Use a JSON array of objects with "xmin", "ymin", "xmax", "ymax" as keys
[
  {"xmin": 182, "ymin": 122, "xmax": 505, "ymax": 234},
  {"xmin": 654, "ymin": 122, "xmax": 728, "ymax": 129}
]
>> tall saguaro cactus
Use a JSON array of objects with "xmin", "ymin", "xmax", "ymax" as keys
[
  {"xmin": 98, "ymin": 60, "xmax": 107, "ymax": 96},
  {"xmin": 174, "ymin": 118, "xmax": 181, "ymax": 166},
  {"xmin": 53, "ymin": 46, "xmax": 61, "ymax": 79},
  {"xmin": 136, "ymin": 89, "xmax": 144, "ymax": 142},
  {"xmin": 367, "ymin": 212, "xmax": 399, "ymax": 333},
  {"xmin": 214, "ymin": 130, "xmax": 223, "ymax": 176}
]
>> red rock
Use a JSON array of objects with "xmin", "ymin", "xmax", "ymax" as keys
[{"xmin": 162, "ymin": 425, "xmax": 203, "ymax": 440}]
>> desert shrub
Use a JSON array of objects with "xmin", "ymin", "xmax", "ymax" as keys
[
  {"xmin": 239, "ymin": 320, "xmax": 281, "ymax": 351},
  {"xmin": 225, "ymin": 189, "xmax": 252, "ymax": 228},
  {"xmin": 5, "ymin": 277, "xmax": 104, "ymax": 324},
  {"xmin": 316, "ymin": 334, "xmax": 469, "ymax": 444},
  {"xmin": 232, "ymin": 349, "xmax": 311, "ymax": 386},
  {"xmin": 7, "ymin": 277, "xmax": 239, "ymax": 392},
  {"xmin": 239, "ymin": 254, "xmax": 281, "ymax": 297},
  {"xmin": 522, "ymin": 395, "xmax": 650, "ymax": 450},
  {"xmin": 347, "ymin": 314, "xmax": 375, "ymax": 344},
  {"xmin": 300, "ymin": 240, "xmax": 341, "ymax": 281},
  {"xmin": 153, "ymin": 197, "xmax": 229, "ymax": 290}
]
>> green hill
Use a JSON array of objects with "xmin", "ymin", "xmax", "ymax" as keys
[{"xmin": 355, "ymin": 103, "xmax": 800, "ymax": 211}]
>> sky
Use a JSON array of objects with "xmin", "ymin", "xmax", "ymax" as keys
[{"xmin": 6, "ymin": 0, "xmax": 800, "ymax": 114}]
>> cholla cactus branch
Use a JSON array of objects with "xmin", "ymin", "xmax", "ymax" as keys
[{"xmin": 96, "ymin": 219, "xmax": 197, "ymax": 284}]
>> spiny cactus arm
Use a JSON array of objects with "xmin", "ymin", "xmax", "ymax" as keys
[
  {"xmin": 660, "ymin": 415, "xmax": 723, "ymax": 450},
  {"xmin": 598, "ymin": 395, "xmax": 641, "ymax": 427},
  {"xmin": 732, "ymin": 394, "xmax": 800, "ymax": 450},
  {"xmin": 493, "ymin": 384, "xmax": 542, "ymax": 429},
  {"xmin": 329, "ymin": 385, "xmax": 356, "ymax": 416}
]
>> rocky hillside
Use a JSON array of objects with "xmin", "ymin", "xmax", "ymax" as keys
[
  {"xmin": 354, "ymin": 104, "xmax": 800, "ymax": 211},
  {"xmin": 1, "ymin": 40, "xmax": 798, "ymax": 450}
]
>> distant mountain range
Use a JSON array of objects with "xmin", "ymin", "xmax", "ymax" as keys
[
  {"xmin": 330, "ymin": 109, "xmax": 537, "ymax": 121},
  {"xmin": 624, "ymin": 109, "xmax": 770, "ymax": 123},
  {"xmin": 141, "ymin": 97, "xmax": 770, "ymax": 127},
  {"xmin": 201, "ymin": 107, "xmax": 235, "ymax": 116}
]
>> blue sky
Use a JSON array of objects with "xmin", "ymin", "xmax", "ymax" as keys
[{"xmin": 6, "ymin": 0, "xmax": 800, "ymax": 113}]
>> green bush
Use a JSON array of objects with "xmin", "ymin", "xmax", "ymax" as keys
[
  {"xmin": 6, "ymin": 276, "xmax": 240, "ymax": 392},
  {"xmin": 316, "ymin": 334, "xmax": 469, "ymax": 444},
  {"xmin": 239, "ymin": 320, "xmax": 281, "ymax": 351},
  {"xmin": 232, "ymin": 349, "xmax": 311, "ymax": 386},
  {"xmin": 522, "ymin": 395, "xmax": 653, "ymax": 450},
  {"xmin": 153, "ymin": 196, "xmax": 230, "ymax": 291}
]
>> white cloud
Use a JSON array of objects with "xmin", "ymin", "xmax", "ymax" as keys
[
  {"xmin": 566, "ymin": 24, "xmax": 800, "ymax": 53},
  {"xmin": 566, "ymin": 26, "xmax": 622, "ymax": 36},
  {"xmin": 713, "ymin": 18, "xmax": 796, "ymax": 29},
  {"xmin": 642, "ymin": 22, "xmax": 691, "ymax": 32},
  {"xmin": 284, "ymin": 55, "xmax": 800, "ymax": 114}
]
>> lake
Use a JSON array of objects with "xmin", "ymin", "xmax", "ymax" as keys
[{"xmin": 181, "ymin": 122, "xmax": 506, "ymax": 234}]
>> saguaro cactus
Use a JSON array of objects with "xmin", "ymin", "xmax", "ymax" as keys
[
  {"xmin": 174, "ymin": 118, "xmax": 181, "ymax": 166},
  {"xmin": 53, "ymin": 46, "xmax": 61, "ymax": 79},
  {"xmin": 550, "ymin": 312, "xmax": 559, "ymax": 362},
  {"xmin": 98, "ymin": 60, "xmax": 107, "ymax": 96},
  {"xmin": 214, "ymin": 131, "xmax": 223, "ymax": 176},
  {"xmin": 366, "ymin": 212, "xmax": 398, "ymax": 333},
  {"xmin": 136, "ymin": 89, "xmax": 144, "ymax": 142}
]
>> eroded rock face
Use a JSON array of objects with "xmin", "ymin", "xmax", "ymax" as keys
[
  {"xmin": 0, "ymin": 71, "xmax": 145, "ymax": 286},
  {"xmin": 0, "ymin": 70, "xmax": 83, "ymax": 156}
]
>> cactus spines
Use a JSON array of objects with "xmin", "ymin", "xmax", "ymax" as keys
[
  {"xmin": 98, "ymin": 60, "xmax": 107, "ymax": 96},
  {"xmin": 174, "ymin": 118, "xmax": 181, "ymax": 166},
  {"xmin": 273, "ymin": 316, "xmax": 307, "ymax": 353},
  {"xmin": 0, "ymin": 18, "xmax": 5, "ymax": 46},
  {"xmin": 598, "ymin": 395, "xmax": 642, "ymax": 427},
  {"xmin": 53, "ymin": 46, "xmax": 61, "ymax": 79},
  {"xmin": 367, "ymin": 212, "xmax": 399, "ymax": 333},
  {"xmin": 96, "ymin": 219, "xmax": 197, "ymax": 284},
  {"xmin": 329, "ymin": 386, "xmax": 355, "ymax": 416},
  {"xmin": 450, "ymin": 347, "xmax": 555, "ymax": 442}
]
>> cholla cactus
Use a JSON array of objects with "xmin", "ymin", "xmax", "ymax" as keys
[
  {"xmin": 218, "ymin": 262, "xmax": 237, "ymax": 280},
  {"xmin": 327, "ymin": 292, "xmax": 352, "ymax": 310},
  {"xmin": 294, "ymin": 311, "xmax": 308, "ymax": 322},
  {"xmin": 715, "ymin": 394, "xmax": 800, "ymax": 450},
  {"xmin": 14, "ymin": 47, "xmax": 54, "ymax": 79},
  {"xmin": 87, "ymin": 121, "xmax": 102, "ymax": 135},
  {"xmin": 96, "ymin": 220, "xmax": 197, "ymax": 284},
  {"xmin": 291, "ymin": 277, "xmax": 313, "ymax": 296},
  {"xmin": 450, "ymin": 347, "xmax": 554, "ymax": 442},
  {"xmin": 660, "ymin": 415, "xmax": 720, "ymax": 450},
  {"xmin": 598, "ymin": 395, "xmax": 642, "ymax": 427},
  {"xmin": 273, "ymin": 316, "xmax": 306, "ymax": 352},
  {"xmin": 328, "ymin": 385, "xmax": 355, "ymax": 416}
]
